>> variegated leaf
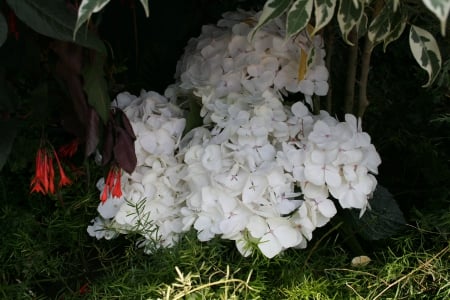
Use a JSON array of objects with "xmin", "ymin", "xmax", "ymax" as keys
[
  {"xmin": 357, "ymin": 12, "xmax": 368, "ymax": 37},
  {"xmin": 312, "ymin": 0, "xmax": 337, "ymax": 35},
  {"xmin": 393, "ymin": 0, "xmax": 400, "ymax": 12},
  {"xmin": 287, "ymin": 0, "xmax": 313, "ymax": 38},
  {"xmin": 74, "ymin": 0, "xmax": 111, "ymax": 39},
  {"xmin": 383, "ymin": 9, "xmax": 406, "ymax": 52},
  {"xmin": 249, "ymin": 0, "xmax": 292, "ymax": 41},
  {"xmin": 139, "ymin": 0, "xmax": 150, "ymax": 17},
  {"xmin": 369, "ymin": 2, "xmax": 406, "ymax": 50},
  {"xmin": 337, "ymin": 0, "xmax": 365, "ymax": 45},
  {"xmin": 368, "ymin": 3, "xmax": 393, "ymax": 45},
  {"xmin": 306, "ymin": 46, "xmax": 317, "ymax": 70},
  {"xmin": 409, "ymin": 25, "xmax": 442, "ymax": 87},
  {"xmin": 422, "ymin": 0, "xmax": 450, "ymax": 35}
]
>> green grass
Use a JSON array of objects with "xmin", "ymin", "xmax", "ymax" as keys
[{"xmin": 1, "ymin": 167, "xmax": 449, "ymax": 300}]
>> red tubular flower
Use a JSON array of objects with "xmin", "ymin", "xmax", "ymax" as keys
[
  {"xmin": 100, "ymin": 165, "xmax": 123, "ymax": 203},
  {"xmin": 30, "ymin": 148, "xmax": 55, "ymax": 194},
  {"xmin": 30, "ymin": 141, "xmax": 73, "ymax": 195},
  {"xmin": 58, "ymin": 138, "xmax": 79, "ymax": 158},
  {"xmin": 53, "ymin": 148, "xmax": 72, "ymax": 187}
]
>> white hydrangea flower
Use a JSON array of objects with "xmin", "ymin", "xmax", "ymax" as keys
[
  {"xmin": 89, "ymin": 9, "xmax": 382, "ymax": 259},
  {"xmin": 174, "ymin": 9, "xmax": 329, "ymax": 112}
]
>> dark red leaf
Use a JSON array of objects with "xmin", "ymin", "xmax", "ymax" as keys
[
  {"xmin": 101, "ymin": 119, "xmax": 114, "ymax": 166},
  {"xmin": 85, "ymin": 107, "xmax": 100, "ymax": 157},
  {"xmin": 113, "ymin": 126, "xmax": 137, "ymax": 174},
  {"xmin": 117, "ymin": 108, "xmax": 136, "ymax": 140}
]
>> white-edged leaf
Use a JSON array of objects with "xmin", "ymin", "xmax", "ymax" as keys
[
  {"xmin": 409, "ymin": 25, "xmax": 442, "ymax": 87},
  {"xmin": 248, "ymin": 0, "xmax": 292, "ymax": 41},
  {"xmin": 312, "ymin": 0, "xmax": 337, "ymax": 35},
  {"xmin": 383, "ymin": 10, "xmax": 406, "ymax": 52},
  {"xmin": 356, "ymin": 12, "xmax": 368, "ymax": 37},
  {"xmin": 368, "ymin": 3, "xmax": 392, "ymax": 45},
  {"xmin": 139, "ymin": 0, "xmax": 150, "ymax": 17},
  {"xmin": 0, "ymin": 12, "xmax": 7, "ymax": 47},
  {"xmin": 393, "ymin": 0, "xmax": 400, "ymax": 12},
  {"xmin": 6, "ymin": 0, "xmax": 105, "ymax": 53},
  {"xmin": 422, "ymin": 0, "xmax": 450, "ymax": 35},
  {"xmin": 306, "ymin": 46, "xmax": 316, "ymax": 70},
  {"xmin": 286, "ymin": 0, "xmax": 313, "ymax": 38},
  {"xmin": 74, "ymin": 0, "xmax": 111, "ymax": 39},
  {"xmin": 337, "ymin": 0, "xmax": 365, "ymax": 45},
  {"xmin": 369, "ymin": 1, "xmax": 406, "ymax": 48}
]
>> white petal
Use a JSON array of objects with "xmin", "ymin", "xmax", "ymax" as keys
[
  {"xmin": 259, "ymin": 233, "xmax": 282, "ymax": 258},
  {"xmin": 247, "ymin": 215, "xmax": 268, "ymax": 238},
  {"xmin": 317, "ymin": 199, "xmax": 337, "ymax": 218}
]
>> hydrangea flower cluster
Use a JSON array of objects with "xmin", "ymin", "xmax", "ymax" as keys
[
  {"xmin": 174, "ymin": 9, "xmax": 328, "ymax": 111},
  {"xmin": 178, "ymin": 90, "xmax": 380, "ymax": 258},
  {"xmin": 87, "ymin": 9, "xmax": 381, "ymax": 258}
]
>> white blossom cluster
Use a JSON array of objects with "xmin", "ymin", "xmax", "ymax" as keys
[
  {"xmin": 174, "ymin": 9, "xmax": 328, "ymax": 111},
  {"xmin": 87, "ymin": 10, "xmax": 381, "ymax": 258},
  {"xmin": 178, "ymin": 89, "xmax": 381, "ymax": 258},
  {"xmin": 88, "ymin": 90, "xmax": 188, "ymax": 251}
]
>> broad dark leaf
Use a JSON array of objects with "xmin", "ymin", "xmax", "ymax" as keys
[
  {"xmin": 117, "ymin": 108, "xmax": 136, "ymax": 140},
  {"xmin": 6, "ymin": 0, "xmax": 105, "ymax": 53},
  {"xmin": 0, "ymin": 12, "xmax": 7, "ymax": 47},
  {"xmin": 101, "ymin": 118, "xmax": 114, "ymax": 166},
  {"xmin": 85, "ymin": 107, "xmax": 100, "ymax": 157},
  {"xmin": 345, "ymin": 185, "xmax": 406, "ymax": 240},
  {"xmin": 113, "ymin": 126, "xmax": 137, "ymax": 174},
  {"xmin": 0, "ymin": 119, "xmax": 18, "ymax": 171},
  {"xmin": 82, "ymin": 54, "xmax": 110, "ymax": 124},
  {"xmin": 53, "ymin": 41, "xmax": 88, "ymax": 141}
]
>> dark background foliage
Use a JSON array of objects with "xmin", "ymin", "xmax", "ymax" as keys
[{"xmin": 0, "ymin": 0, "xmax": 449, "ymax": 298}]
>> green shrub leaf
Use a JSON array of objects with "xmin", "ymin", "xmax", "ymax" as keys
[
  {"xmin": 6, "ymin": 0, "xmax": 105, "ymax": 53},
  {"xmin": 0, "ymin": 12, "xmax": 7, "ymax": 47},
  {"xmin": 286, "ymin": 0, "xmax": 313, "ymax": 38},
  {"xmin": 248, "ymin": 0, "xmax": 292, "ymax": 41},
  {"xmin": 422, "ymin": 0, "xmax": 450, "ymax": 36},
  {"xmin": 409, "ymin": 25, "xmax": 442, "ymax": 87},
  {"xmin": 345, "ymin": 185, "xmax": 406, "ymax": 240},
  {"xmin": 312, "ymin": 0, "xmax": 337, "ymax": 35}
]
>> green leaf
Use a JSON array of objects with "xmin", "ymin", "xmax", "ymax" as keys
[
  {"xmin": 422, "ymin": 0, "xmax": 450, "ymax": 35},
  {"xmin": 286, "ymin": 0, "xmax": 313, "ymax": 38},
  {"xmin": 6, "ymin": 0, "xmax": 105, "ymax": 53},
  {"xmin": 409, "ymin": 25, "xmax": 442, "ymax": 87},
  {"xmin": 82, "ymin": 54, "xmax": 110, "ymax": 124},
  {"xmin": 0, "ymin": 120, "xmax": 19, "ymax": 171},
  {"xmin": 337, "ymin": 0, "xmax": 365, "ymax": 45},
  {"xmin": 312, "ymin": 0, "xmax": 337, "ymax": 35},
  {"xmin": 345, "ymin": 185, "xmax": 406, "ymax": 240},
  {"xmin": 248, "ymin": 0, "xmax": 292, "ymax": 41},
  {"xmin": 74, "ymin": 0, "xmax": 111, "ymax": 40},
  {"xmin": 0, "ymin": 12, "xmax": 7, "ymax": 48}
]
